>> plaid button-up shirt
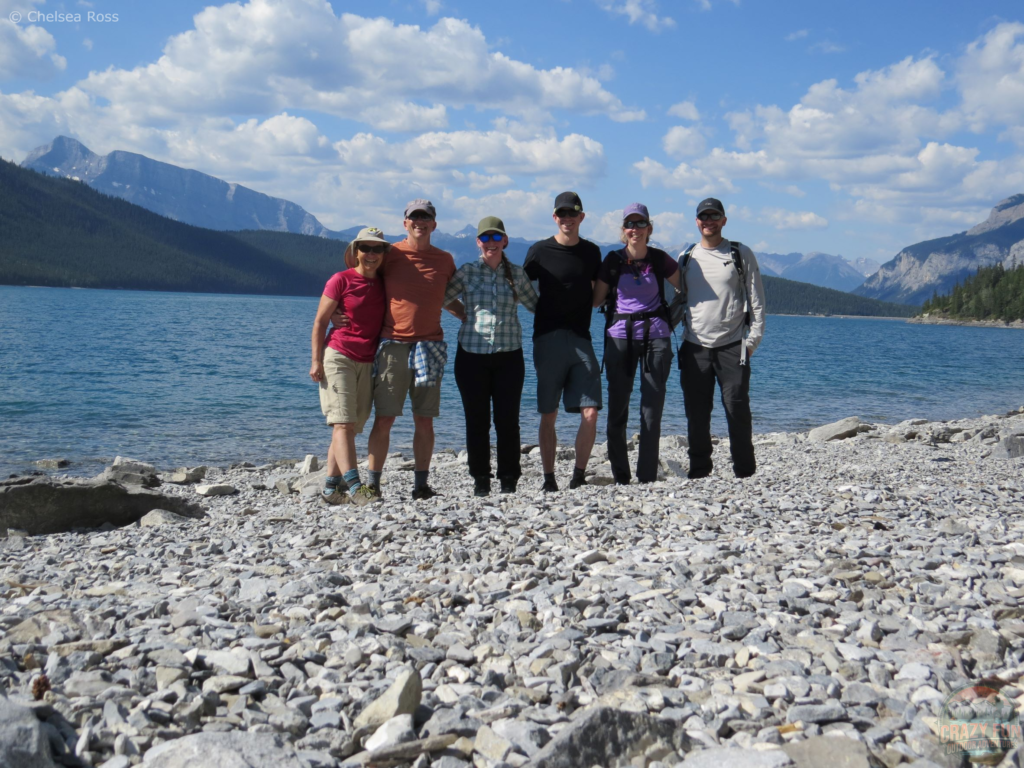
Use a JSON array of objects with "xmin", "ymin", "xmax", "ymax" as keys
[{"xmin": 444, "ymin": 258, "xmax": 539, "ymax": 354}]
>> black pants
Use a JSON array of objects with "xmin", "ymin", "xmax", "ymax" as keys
[
  {"xmin": 679, "ymin": 340, "xmax": 755, "ymax": 477},
  {"xmin": 605, "ymin": 336, "xmax": 672, "ymax": 483},
  {"xmin": 454, "ymin": 346, "xmax": 525, "ymax": 482}
]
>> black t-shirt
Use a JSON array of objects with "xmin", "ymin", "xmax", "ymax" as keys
[{"xmin": 523, "ymin": 236, "xmax": 602, "ymax": 339}]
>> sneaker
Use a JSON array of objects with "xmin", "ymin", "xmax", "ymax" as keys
[
  {"xmin": 349, "ymin": 485, "xmax": 380, "ymax": 507},
  {"xmin": 321, "ymin": 487, "xmax": 349, "ymax": 505},
  {"xmin": 499, "ymin": 479, "xmax": 517, "ymax": 494},
  {"xmin": 473, "ymin": 478, "xmax": 490, "ymax": 497},
  {"xmin": 541, "ymin": 478, "xmax": 559, "ymax": 493},
  {"xmin": 412, "ymin": 485, "xmax": 441, "ymax": 501}
]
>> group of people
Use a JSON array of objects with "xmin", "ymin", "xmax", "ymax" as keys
[{"xmin": 309, "ymin": 192, "xmax": 766, "ymax": 505}]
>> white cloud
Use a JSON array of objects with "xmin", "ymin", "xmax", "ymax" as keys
[
  {"xmin": 446, "ymin": 189, "xmax": 561, "ymax": 240},
  {"xmin": 82, "ymin": 38, "xmax": 93, "ymax": 51},
  {"xmin": 810, "ymin": 40, "xmax": 846, "ymax": 54},
  {"xmin": 70, "ymin": 3, "xmax": 645, "ymax": 131},
  {"xmin": 760, "ymin": 208, "xmax": 828, "ymax": 230},
  {"xmin": 667, "ymin": 100, "xmax": 700, "ymax": 120},
  {"xmin": 0, "ymin": 5, "xmax": 66, "ymax": 81},
  {"xmin": 596, "ymin": 0, "xmax": 675, "ymax": 32},
  {"xmin": 957, "ymin": 22, "xmax": 1024, "ymax": 134},
  {"xmin": 633, "ymin": 156, "xmax": 735, "ymax": 197},
  {"xmin": 785, "ymin": 29, "xmax": 809, "ymax": 42},
  {"xmin": 421, "ymin": 0, "xmax": 442, "ymax": 15},
  {"xmin": 662, "ymin": 125, "xmax": 706, "ymax": 158}
]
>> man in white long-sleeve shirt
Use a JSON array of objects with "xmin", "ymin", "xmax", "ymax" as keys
[{"xmin": 679, "ymin": 197, "xmax": 766, "ymax": 479}]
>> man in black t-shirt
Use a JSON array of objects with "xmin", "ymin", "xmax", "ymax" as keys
[{"xmin": 523, "ymin": 191, "xmax": 602, "ymax": 492}]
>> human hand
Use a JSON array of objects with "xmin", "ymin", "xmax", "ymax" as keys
[
  {"xmin": 331, "ymin": 308, "xmax": 351, "ymax": 328},
  {"xmin": 310, "ymin": 361, "xmax": 325, "ymax": 382}
]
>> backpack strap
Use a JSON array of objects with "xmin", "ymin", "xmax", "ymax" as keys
[{"xmin": 729, "ymin": 241, "xmax": 751, "ymax": 327}]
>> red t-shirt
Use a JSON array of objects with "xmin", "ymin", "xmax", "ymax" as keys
[{"xmin": 323, "ymin": 270, "xmax": 385, "ymax": 363}]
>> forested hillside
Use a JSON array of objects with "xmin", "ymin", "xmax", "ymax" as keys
[
  {"xmin": 763, "ymin": 276, "xmax": 917, "ymax": 317},
  {"xmin": 0, "ymin": 160, "xmax": 347, "ymax": 295},
  {"xmin": 920, "ymin": 263, "xmax": 1024, "ymax": 321}
]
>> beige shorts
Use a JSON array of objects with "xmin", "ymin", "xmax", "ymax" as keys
[
  {"xmin": 373, "ymin": 343, "xmax": 442, "ymax": 418},
  {"xmin": 319, "ymin": 347, "xmax": 373, "ymax": 431}
]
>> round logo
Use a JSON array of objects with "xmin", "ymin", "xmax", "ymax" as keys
[{"xmin": 939, "ymin": 681, "xmax": 1022, "ymax": 761}]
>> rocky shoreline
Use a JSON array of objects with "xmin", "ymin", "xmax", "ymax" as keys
[
  {"xmin": 907, "ymin": 315, "xmax": 1024, "ymax": 329},
  {"xmin": 2, "ymin": 407, "xmax": 1024, "ymax": 768}
]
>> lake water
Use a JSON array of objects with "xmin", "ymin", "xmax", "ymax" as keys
[{"xmin": 1, "ymin": 285, "xmax": 1023, "ymax": 477}]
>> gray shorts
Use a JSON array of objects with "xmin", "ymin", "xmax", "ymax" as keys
[{"xmin": 533, "ymin": 329, "xmax": 603, "ymax": 414}]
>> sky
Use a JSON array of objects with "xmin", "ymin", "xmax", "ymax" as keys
[{"xmin": 3, "ymin": 0, "xmax": 1024, "ymax": 261}]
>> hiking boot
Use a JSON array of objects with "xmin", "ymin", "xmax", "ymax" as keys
[
  {"xmin": 541, "ymin": 478, "xmax": 559, "ymax": 493},
  {"xmin": 473, "ymin": 477, "xmax": 490, "ymax": 497},
  {"xmin": 499, "ymin": 478, "xmax": 517, "ymax": 494},
  {"xmin": 687, "ymin": 468, "xmax": 711, "ymax": 480},
  {"xmin": 349, "ymin": 485, "xmax": 379, "ymax": 507},
  {"xmin": 321, "ymin": 487, "xmax": 349, "ymax": 505},
  {"xmin": 412, "ymin": 486, "xmax": 440, "ymax": 501},
  {"xmin": 568, "ymin": 474, "xmax": 588, "ymax": 490}
]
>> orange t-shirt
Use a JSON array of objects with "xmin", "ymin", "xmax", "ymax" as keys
[{"xmin": 380, "ymin": 239, "xmax": 457, "ymax": 342}]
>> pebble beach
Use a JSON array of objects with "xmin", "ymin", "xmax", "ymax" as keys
[{"xmin": 2, "ymin": 407, "xmax": 1024, "ymax": 768}]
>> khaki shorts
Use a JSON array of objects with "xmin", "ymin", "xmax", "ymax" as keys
[
  {"xmin": 319, "ymin": 347, "xmax": 373, "ymax": 431},
  {"xmin": 373, "ymin": 343, "xmax": 442, "ymax": 418}
]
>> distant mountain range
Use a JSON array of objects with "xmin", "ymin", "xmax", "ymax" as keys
[
  {"xmin": 0, "ymin": 159, "xmax": 346, "ymax": 295},
  {"xmin": 20, "ymin": 137, "xmax": 883, "ymax": 291},
  {"xmin": 0, "ymin": 159, "xmax": 918, "ymax": 319},
  {"xmin": 857, "ymin": 194, "xmax": 1024, "ymax": 305}
]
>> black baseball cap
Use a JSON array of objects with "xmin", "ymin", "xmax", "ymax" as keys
[
  {"xmin": 553, "ymin": 191, "xmax": 583, "ymax": 213},
  {"xmin": 696, "ymin": 198, "xmax": 725, "ymax": 217}
]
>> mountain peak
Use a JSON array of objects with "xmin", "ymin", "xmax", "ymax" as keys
[
  {"xmin": 966, "ymin": 193, "xmax": 1024, "ymax": 237},
  {"xmin": 22, "ymin": 135, "xmax": 98, "ymax": 169}
]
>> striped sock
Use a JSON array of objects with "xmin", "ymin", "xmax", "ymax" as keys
[{"xmin": 343, "ymin": 469, "xmax": 362, "ymax": 492}]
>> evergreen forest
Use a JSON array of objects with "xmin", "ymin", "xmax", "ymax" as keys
[
  {"xmin": 0, "ymin": 160, "xmax": 348, "ymax": 295},
  {"xmin": 919, "ymin": 262, "xmax": 1024, "ymax": 322}
]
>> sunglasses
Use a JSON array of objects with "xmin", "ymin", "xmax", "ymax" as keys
[
  {"xmin": 356, "ymin": 243, "xmax": 387, "ymax": 254},
  {"xmin": 478, "ymin": 233, "xmax": 505, "ymax": 243},
  {"xmin": 623, "ymin": 220, "xmax": 650, "ymax": 229},
  {"xmin": 698, "ymin": 212, "xmax": 724, "ymax": 222},
  {"xmin": 555, "ymin": 209, "xmax": 581, "ymax": 219},
  {"xmin": 407, "ymin": 212, "xmax": 435, "ymax": 221}
]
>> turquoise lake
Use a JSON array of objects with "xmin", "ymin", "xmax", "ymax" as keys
[{"xmin": 1, "ymin": 285, "xmax": 1022, "ymax": 477}]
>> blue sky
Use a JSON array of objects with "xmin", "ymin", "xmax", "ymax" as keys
[{"xmin": 3, "ymin": 0, "xmax": 1024, "ymax": 263}]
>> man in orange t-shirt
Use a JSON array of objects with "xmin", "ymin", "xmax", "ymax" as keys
[{"xmin": 365, "ymin": 199, "xmax": 459, "ymax": 500}]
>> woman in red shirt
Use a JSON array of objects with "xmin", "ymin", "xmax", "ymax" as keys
[{"xmin": 310, "ymin": 227, "xmax": 388, "ymax": 506}]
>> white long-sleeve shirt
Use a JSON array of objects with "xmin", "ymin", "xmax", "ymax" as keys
[{"xmin": 681, "ymin": 240, "xmax": 766, "ymax": 353}]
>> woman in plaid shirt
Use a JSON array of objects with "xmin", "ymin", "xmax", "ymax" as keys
[{"xmin": 444, "ymin": 216, "xmax": 539, "ymax": 497}]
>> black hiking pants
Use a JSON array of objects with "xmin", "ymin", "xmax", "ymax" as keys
[
  {"xmin": 605, "ymin": 336, "xmax": 672, "ymax": 484},
  {"xmin": 454, "ymin": 346, "xmax": 525, "ymax": 483},
  {"xmin": 679, "ymin": 340, "xmax": 755, "ymax": 478}
]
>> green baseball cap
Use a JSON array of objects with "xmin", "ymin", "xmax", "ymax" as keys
[{"xmin": 477, "ymin": 216, "xmax": 507, "ymax": 236}]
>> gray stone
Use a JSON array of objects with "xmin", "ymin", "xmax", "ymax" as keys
[
  {"xmin": 64, "ymin": 670, "xmax": 115, "ymax": 698},
  {"xmin": 139, "ymin": 509, "xmax": 194, "ymax": 527},
  {"xmin": 99, "ymin": 457, "xmax": 161, "ymax": 487},
  {"xmin": 808, "ymin": 417, "xmax": 868, "ymax": 442},
  {"xmin": 0, "ymin": 477, "xmax": 204, "ymax": 535},
  {"xmin": 990, "ymin": 435, "xmax": 1024, "ymax": 459},
  {"xmin": 35, "ymin": 458, "xmax": 70, "ymax": 469},
  {"xmin": 786, "ymin": 702, "xmax": 847, "ymax": 724},
  {"xmin": 353, "ymin": 667, "xmax": 422, "ymax": 729},
  {"xmin": 142, "ymin": 731, "xmax": 309, "ymax": 768},
  {"xmin": 195, "ymin": 483, "xmax": 237, "ymax": 497},
  {"xmin": 782, "ymin": 735, "xmax": 872, "ymax": 768},
  {"xmin": 682, "ymin": 746, "xmax": 793, "ymax": 767},
  {"xmin": 490, "ymin": 718, "xmax": 550, "ymax": 757},
  {"xmin": 364, "ymin": 714, "xmax": 416, "ymax": 752},
  {"xmin": 528, "ymin": 707, "xmax": 689, "ymax": 768},
  {"xmin": 0, "ymin": 693, "xmax": 58, "ymax": 768},
  {"xmin": 166, "ymin": 466, "xmax": 207, "ymax": 484}
]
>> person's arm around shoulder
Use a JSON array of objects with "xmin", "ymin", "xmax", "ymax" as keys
[
  {"xmin": 739, "ymin": 243, "xmax": 766, "ymax": 357},
  {"xmin": 441, "ymin": 252, "xmax": 466, "ymax": 320},
  {"xmin": 592, "ymin": 249, "xmax": 618, "ymax": 308},
  {"xmin": 444, "ymin": 265, "xmax": 467, "ymax": 322},
  {"xmin": 310, "ymin": 292, "xmax": 340, "ymax": 382},
  {"xmin": 659, "ymin": 249, "xmax": 683, "ymax": 292},
  {"xmin": 513, "ymin": 263, "xmax": 539, "ymax": 313}
]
